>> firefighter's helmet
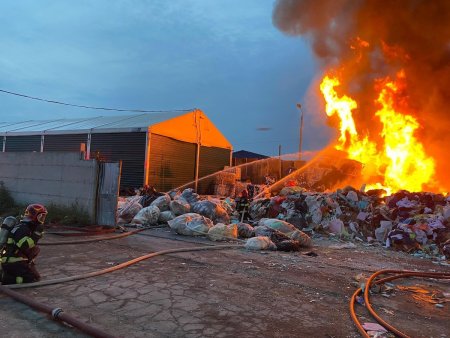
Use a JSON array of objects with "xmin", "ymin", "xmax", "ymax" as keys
[{"xmin": 23, "ymin": 204, "xmax": 48, "ymax": 224}]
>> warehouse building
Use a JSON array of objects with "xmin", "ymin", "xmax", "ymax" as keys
[{"xmin": 0, "ymin": 109, "xmax": 232, "ymax": 191}]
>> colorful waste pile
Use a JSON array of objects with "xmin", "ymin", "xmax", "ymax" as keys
[{"xmin": 248, "ymin": 186, "xmax": 450, "ymax": 259}]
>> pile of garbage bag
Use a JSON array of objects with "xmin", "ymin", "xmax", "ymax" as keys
[
  {"xmin": 117, "ymin": 185, "xmax": 450, "ymax": 258},
  {"xmin": 117, "ymin": 188, "xmax": 312, "ymax": 252}
]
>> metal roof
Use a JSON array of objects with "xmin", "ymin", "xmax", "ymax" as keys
[
  {"xmin": 0, "ymin": 111, "xmax": 190, "ymax": 136},
  {"xmin": 233, "ymin": 150, "xmax": 269, "ymax": 159}
]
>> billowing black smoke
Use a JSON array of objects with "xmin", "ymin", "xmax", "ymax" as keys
[{"xmin": 273, "ymin": 0, "xmax": 450, "ymax": 190}]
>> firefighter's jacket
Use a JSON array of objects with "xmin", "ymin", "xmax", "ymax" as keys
[
  {"xmin": 236, "ymin": 197, "xmax": 250, "ymax": 212},
  {"xmin": 1, "ymin": 222, "xmax": 43, "ymax": 264}
]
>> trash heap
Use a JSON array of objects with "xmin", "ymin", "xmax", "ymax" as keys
[
  {"xmin": 117, "ymin": 188, "xmax": 312, "ymax": 252},
  {"xmin": 116, "ymin": 185, "xmax": 450, "ymax": 259},
  {"xmin": 249, "ymin": 186, "xmax": 450, "ymax": 259}
]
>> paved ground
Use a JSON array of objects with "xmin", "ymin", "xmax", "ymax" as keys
[{"xmin": 0, "ymin": 227, "xmax": 449, "ymax": 338}]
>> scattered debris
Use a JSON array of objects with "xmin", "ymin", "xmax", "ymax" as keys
[
  {"xmin": 248, "ymin": 187, "xmax": 450, "ymax": 258},
  {"xmin": 396, "ymin": 285, "xmax": 449, "ymax": 304},
  {"xmin": 329, "ymin": 242, "xmax": 357, "ymax": 249},
  {"xmin": 362, "ymin": 322, "xmax": 389, "ymax": 337}
]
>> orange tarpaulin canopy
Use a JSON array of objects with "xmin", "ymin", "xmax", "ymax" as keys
[{"xmin": 149, "ymin": 109, "xmax": 232, "ymax": 150}]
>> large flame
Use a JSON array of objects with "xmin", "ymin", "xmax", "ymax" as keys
[
  {"xmin": 320, "ymin": 73, "xmax": 436, "ymax": 193},
  {"xmin": 273, "ymin": 0, "xmax": 450, "ymax": 192}
]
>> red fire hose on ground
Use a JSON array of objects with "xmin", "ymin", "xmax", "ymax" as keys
[
  {"xmin": 40, "ymin": 227, "xmax": 148, "ymax": 245},
  {"xmin": 0, "ymin": 285, "xmax": 115, "ymax": 338},
  {"xmin": 350, "ymin": 269, "xmax": 450, "ymax": 338}
]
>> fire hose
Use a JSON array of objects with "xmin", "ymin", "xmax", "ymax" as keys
[
  {"xmin": 39, "ymin": 226, "xmax": 171, "ymax": 245},
  {"xmin": 350, "ymin": 269, "xmax": 450, "ymax": 338},
  {"xmin": 0, "ymin": 243, "xmax": 242, "ymax": 337},
  {"xmin": 5, "ymin": 244, "xmax": 242, "ymax": 289},
  {"xmin": 0, "ymin": 285, "xmax": 115, "ymax": 338}
]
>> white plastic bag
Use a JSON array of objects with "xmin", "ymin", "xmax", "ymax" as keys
[
  {"xmin": 207, "ymin": 223, "xmax": 238, "ymax": 241},
  {"xmin": 257, "ymin": 218, "xmax": 296, "ymax": 234},
  {"xmin": 192, "ymin": 200, "xmax": 230, "ymax": 224},
  {"xmin": 150, "ymin": 194, "xmax": 171, "ymax": 211},
  {"xmin": 237, "ymin": 223, "xmax": 255, "ymax": 238},
  {"xmin": 168, "ymin": 213, "xmax": 213, "ymax": 236},
  {"xmin": 131, "ymin": 205, "xmax": 160, "ymax": 225},
  {"xmin": 158, "ymin": 210, "xmax": 176, "ymax": 223},
  {"xmin": 179, "ymin": 188, "xmax": 200, "ymax": 206},
  {"xmin": 245, "ymin": 236, "xmax": 277, "ymax": 251},
  {"xmin": 117, "ymin": 201, "xmax": 143, "ymax": 223},
  {"xmin": 170, "ymin": 199, "xmax": 191, "ymax": 216},
  {"xmin": 289, "ymin": 229, "xmax": 313, "ymax": 248}
]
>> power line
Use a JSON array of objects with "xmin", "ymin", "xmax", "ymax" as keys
[{"xmin": 0, "ymin": 88, "xmax": 194, "ymax": 113}]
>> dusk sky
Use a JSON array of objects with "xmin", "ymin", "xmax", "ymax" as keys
[{"xmin": 0, "ymin": 0, "xmax": 333, "ymax": 157}]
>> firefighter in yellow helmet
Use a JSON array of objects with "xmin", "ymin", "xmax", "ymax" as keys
[{"xmin": 0, "ymin": 204, "xmax": 47, "ymax": 285}]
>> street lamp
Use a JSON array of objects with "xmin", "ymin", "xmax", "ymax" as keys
[{"xmin": 296, "ymin": 103, "xmax": 304, "ymax": 162}]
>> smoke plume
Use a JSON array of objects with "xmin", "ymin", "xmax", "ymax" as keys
[{"xmin": 273, "ymin": 0, "xmax": 450, "ymax": 190}]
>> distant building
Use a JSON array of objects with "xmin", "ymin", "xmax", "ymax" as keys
[
  {"xmin": 232, "ymin": 150, "xmax": 269, "ymax": 166},
  {"xmin": 0, "ymin": 109, "xmax": 232, "ymax": 191},
  {"xmin": 232, "ymin": 150, "xmax": 270, "ymax": 184}
]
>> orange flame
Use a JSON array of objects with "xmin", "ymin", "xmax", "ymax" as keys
[{"xmin": 320, "ymin": 73, "xmax": 436, "ymax": 193}]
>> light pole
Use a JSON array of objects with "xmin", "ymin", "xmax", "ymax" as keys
[{"xmin": 297, "ymin": 103, "xmax": 304, "ymax": 162}]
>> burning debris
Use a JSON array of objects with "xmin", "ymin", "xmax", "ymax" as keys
[{"xmin": 274, "ymin": 0, "xmax": 450, "ymax": 193}]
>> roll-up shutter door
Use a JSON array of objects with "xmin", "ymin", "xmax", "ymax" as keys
[
  {"xmin": 197, "ymin": 146, "xmax": 231, "ymax": 194},
  {"xmin": 149, "ymin": 134, "xmax": 196, "ymax": 192},
  {"xmin": 44, "ymin": 134, "xmax": 88, "ymax": 152},
  {"xmin": 90, "ymin": 132, "xmax": 146, "ymax": 189},
  {"xmin": 5, "ymin": 135, "xmax": 41, "ymax": 152},
  {"xmin": 199, "ymin": 146, "xmax": 230, "ymax": 177}
]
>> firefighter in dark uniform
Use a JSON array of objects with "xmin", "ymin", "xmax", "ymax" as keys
[
  {"xmin": 236, "ymin": 189, "xmax": 250, "ymax": 221},
  {"xmin": 0, "ymin": 204, "xmax": 47, "ymax": 285}
]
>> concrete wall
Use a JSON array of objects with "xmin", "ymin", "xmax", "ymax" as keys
[{"xmin": 0, "ymin": 152, "xmax": 98, "ymax": 221}]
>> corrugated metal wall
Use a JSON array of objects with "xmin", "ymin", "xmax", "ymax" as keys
[
  {"xmin": 44, "ymin": 134, "xmax": 88, "ymax": 152},
  {"xmin": 149, "ymin": 134, "xmax": 196, "ymax": 192},
  {"xmin": 4, "ymin": 135, "xmax": 41, "ymax": 152},
  {"xmin": 197, "ymin": 146, "xmax": 231, "ymax": 194},
  {"xmin": 90, "ymin": 132, "xmax": 146, "ymax": 189}
]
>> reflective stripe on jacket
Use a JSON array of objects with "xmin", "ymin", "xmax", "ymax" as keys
[{"xmin": 1, "ymin": 222, "xmax": 37, "ymax": 264}]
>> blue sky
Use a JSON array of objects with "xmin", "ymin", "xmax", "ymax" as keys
[{"xmin": 0, "ymin": 0, "xmax": 332, "ymax": 156}]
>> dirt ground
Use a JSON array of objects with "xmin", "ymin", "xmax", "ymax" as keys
[{"xmin": 0, "ymin": 227, "xmax": 448, "ymax": 338}]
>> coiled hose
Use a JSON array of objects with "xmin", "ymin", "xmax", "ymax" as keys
[{"xmin": 350, "ymin": 269, "xmax": 450, "ymax": 338}]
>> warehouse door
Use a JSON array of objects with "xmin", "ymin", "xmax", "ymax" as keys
[
  {"xmin": 90, "ymin": 132, "xmax": 146, "ymax": 190},
  {"xmin": 149, "ymin": 134, "xmax": 196, "ymax": 191},
  {"xmin": 96, "ymin": 161, "xmax": 121, "ymax": 226},
  {"xmin": 197, "ymin": 146, "xmax": 231, "ymax": 194}
]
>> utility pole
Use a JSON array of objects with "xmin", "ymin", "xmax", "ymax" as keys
[
  {"xmin": 278, "ymin": 144, "xmax": 282, "ymax": 179},
  {"xmin": 297, "ymin": 103, "xmax": 304, "ymax": 162}
]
